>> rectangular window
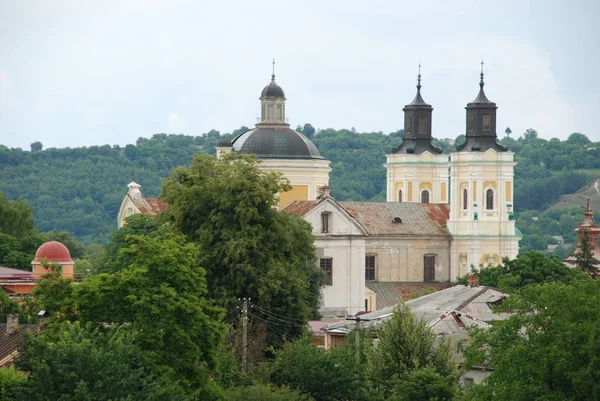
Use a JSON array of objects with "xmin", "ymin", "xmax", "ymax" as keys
[
  {"xmin": 482, "ymin": 115, "xmax": 492, "ymax": 131},
  {"xmin": 321, "ymin": 212, "xmax": 330, "ymax": 233},
  {"xmin": 320, "ymin": 258, "xmax": 333, "ymax": 285},
  {"xmin": 424, "ymin": 255, "xmax": 435, "ymax": 282},
  {"xmin": 404, "ymin": 116, "xmax": 411, "ymax": 133},
  {"xmin": 365, "ymin": 255, "xmax": 376, "ymax": 281}
]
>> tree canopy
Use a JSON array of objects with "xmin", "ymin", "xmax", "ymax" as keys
[{"xmin": 161, "ymin": 153, "xmax": 322, "ymax": 345}]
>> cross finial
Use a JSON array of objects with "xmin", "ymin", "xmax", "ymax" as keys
[
  {"xmin": 417, "ymin": 62, "xmax": 422, "ymax": 90},
  {"xmin": 272, "ymin": 59, "xmax": 276, "ymax": 80},
  {"xmin": 479, "ymin": 59, "xmax": 485, "ymax": 87}
]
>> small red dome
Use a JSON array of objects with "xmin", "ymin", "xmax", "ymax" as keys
[{"xmin": 34, "ymin": 241, "xmax": 73, "ymax": 263}]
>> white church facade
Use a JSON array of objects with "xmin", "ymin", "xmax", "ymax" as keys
[{"xmin": 118, "ymin": 65, "xmax": 520, "ymax": 317}]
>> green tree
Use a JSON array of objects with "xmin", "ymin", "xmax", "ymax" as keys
[
  {"xmin": 300, "ymin": 123, "xmax": 316, "ymax": 139},
  {"xmin": 223, "ymin": 384, "xmax": 314, "ymax": 401},
  {"xmin": 463, "ymin": 280, "xmax": 600, "ymax": 400},
  {"xmin": 74, "ymin": 232, "xmax": 224, "ymax": 393},
  {"xmin": 467, "ymin": 251, "xmax": 585, "ymax": 293},
  {"xmin": 162, "ymin": 153, "xmax": 322, "ymax": 345},
  {"xmin": 29, "ymin": 141, "xmax": 43, "ymax": 152},
  {"xmin": 270, "ymin": 335, "xmax": 367, "ymax": 401},
  {"xmin": 366, "ymin": 304, "xmax": 458, "ymax": 398},
  {"xmin": 574, "ymin": 229, "xmax": 600, "ymax": 274},
  {"xmin": 32, "ymin": 262, "xmax": 75, "ymax": 319},
  {"xmin": 13, "ymin": 321, "xmax": 187, "ymax": 401},
  {"xmin": 0, "ymin": 367, "xmax": 26, "ymax": 401}
]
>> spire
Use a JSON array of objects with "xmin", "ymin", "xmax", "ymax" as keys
[
  {"xmin": 392, "ymin": 63, "xmax": 441, "ymax": 155},
  {"xmin": 456, "ymin": 62, "xmax": 507, "ymax": 152},
  {"xmin": 408, "ymin": 63, "xmax": 427, "ymax": 106},
  {"xmin": 271, "ymin": 59, "xmax": 276, "ymax": 81}
]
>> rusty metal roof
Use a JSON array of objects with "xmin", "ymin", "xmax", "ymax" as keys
[
  {"xmin": 366, "ymin": 282, "xmax": 454, "ymax": 309},
  {"xmin": 283, "ymin": 200, "xmax": 318, "ymax": 216},
  {"xmin": 339, "ymin": 202, "xmax": 450, "ymax": 236},
  {"xmin": 129, "ymin": 194, "xmax": 168, "ymax": 215}
]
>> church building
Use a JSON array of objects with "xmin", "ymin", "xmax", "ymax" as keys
[
  {"xmin": 216, "ymin": 64, "xmax": 331, "ymax": 209},
  {"xmin": 117, "ymin": 64, "xmax": 520, "ymax": 317}
]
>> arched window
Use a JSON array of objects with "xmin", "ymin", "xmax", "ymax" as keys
[
  {"xmin": 398, "ymin": 189, "xmax": 403, "ymax": 202},
  {"xmin": 421, "ymin": 190, "xmax": 430, "ymax": 204},
  {"xmin": 462, "ymin": 189, "xmax": 468, "ymax": 210},
  {"xmin": 486, "ymin": 189, "xmax": 494, "ymax": 210}
]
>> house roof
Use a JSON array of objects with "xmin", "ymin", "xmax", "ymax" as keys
[
  {"xmin": 365, "ymin": 282, "xmax": 454, "ymax": 310},
  {"xmin": 0, "ymin": 266, "xmax": 33, "ymax": 279},
  {"xmin": 324, "ymin": 285, "xmax": 508, "ymax": 335},
  {"xmin": 129, "ymin": 194, "xmax": 168, "ymax": 215},
  {"xmin": 0, "ymin": 323, "xmax": 39, "ymax": 367},
  {"xmin": 284, "ymin": 200, "xmax": 451, "ymax": 237}
]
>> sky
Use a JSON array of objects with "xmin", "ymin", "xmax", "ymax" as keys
[{"xmin": 0, "ymin": 0, "xmax": 599, "ymax": 149}]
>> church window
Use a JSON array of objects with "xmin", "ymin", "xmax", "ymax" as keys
[
  {"xmin": 277, "ymin": 104, "xmax": 282, "ymax": 120},
  {"xmin": 424, "ymin": 255, "xmax": 436, "ymax": 282},
  {"xmin": 462, "ymin": 189, "xmax": 468, "ymax": 210},
  {"xmin": 320, "ymin": 258, "xmax": 333, "ymax": 285},
  {"xmin": 398, "ymin": 189, "xmax": 403, "ymax": 202},
  {"xmin": 418, "ymin": 118, "xmax": 427, "ymax": 134},
  {"xmin": 482, "ymin": 115, "xmax": 492, "ymax": 131},
  {"xmin": 261, "ymin": 104, "xmax": 265, "ymax": 120},
  {"xmin": 468, "ymin": 113, "xmax": 475, "ymax": 133},
  {"xmin": 126, "ymin": 208, "xmax": 134, "ymax": 217},
  {"xmin": 486, "ymin": 189, "xmax": 494, "ymax": 210},
  {"xmin": 404, "ymin": 116, "xmax": 411, "ymax": 133},
  {"xmin": 421, "ymin": 190, "xmax": 430, "ymax": 204},
  {"xmin": 321, "ymin": 212, "xmax": 331, "ymax": 233},
  {"xmin": 365, "ymin": 255, "xmax": 376, "ymax": 281}
]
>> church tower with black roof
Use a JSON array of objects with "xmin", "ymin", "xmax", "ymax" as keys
[{"xmin": 385, "ymin": 66, "xmax": 449, "ymax": 204}]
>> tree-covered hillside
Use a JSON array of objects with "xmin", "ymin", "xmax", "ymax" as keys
[{"xmin": 0, "ymin": 125, "xmax": 598, "ymax": 248}]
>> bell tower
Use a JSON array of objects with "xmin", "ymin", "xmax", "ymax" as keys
[
  {"xmin": 258, "ymin": 60, "xmax": 288, "ymax": 126},
  {"xmin": 385, "ymin": 65, "xmax": 449, "ymax": 204},
  {"xmin": 448, "ymin": 63, "xmax": 520, "ymax": 279}
]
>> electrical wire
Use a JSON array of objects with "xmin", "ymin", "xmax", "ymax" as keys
[
  {"xmin": 249, "ymin": 302, "xmax": 308, "ymax": 325},
  {"xmin": 248, "ymin": 313, "xmax": 293, "ymax": 339}
]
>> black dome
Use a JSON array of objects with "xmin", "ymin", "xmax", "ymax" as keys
[
  {"xmin": 261, "ymin": 76, "xmax": 286, "ymax": 99},
  {"xmin": 231, "ymin": 127, "xmax": 323, "ymax": 159}
]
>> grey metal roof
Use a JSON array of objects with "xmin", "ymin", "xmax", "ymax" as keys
[
  {"xmin": 365, "ymin": 282, "xmax": 454, "ymax": 310},
  {"xmin": 231, "ymin": 127, "xmax": 324, "ymax": 159},
  {"xmin": 324, "ymin": 285, "xmax": 508, "ymax": 334},
  {"xmin": 260, "ymin": 76, "xmax": 286, "ymax": 99}
]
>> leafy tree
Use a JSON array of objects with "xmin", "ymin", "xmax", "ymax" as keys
[
  {"xmin": 366, "ymin": 303, "xmax": 458, "ymax": 398},
  {"xmin": 0, "ymin": 289, "xmax": 21, "ymax": 323},
  {"xmin": 223, "ymin": 384, "xmax": 314, "ymax": 401},
  {"xmin": 100, "ymin": 213, "xmax": 165, "ymax": 274},
  {"xmin": 162, "ymin": 153, "xmax": 322, "ymax": 345},
  {"xmin": 74, "ymin": 232, "xmax": 224, "ymax": 393},
  {"xmin": 300, "ymin": 123, "xmax": 316, "ymax": 139},
  {"xmin": 32, "ymin": 262, "xmax": 75, "ymax": 319},
  {"xmin": 574, "ymin": 229, "xmax": 600, "ymax": 274},
  {"xmin": 29, "ymin": 141, "xmax": 43, "ymax": 152},
  {"xmin": 390, "ymin": 366, "xmax": 458, "ymax": 401},
  {"xmin": 504, "ymin": 127, "xmax": 512, "ymax": 138},
  {"xmin": 270, "ymin": 335, "xmax": 367, "ymax": 401},
  {"xmin": 13, "ymin": 321, "xmax": 187, "ymax": 401},
  {"xmin": 464, "ymin": 251, "xmax": 584, "ymax": 292},
  {"xmin": 0, "ymin": 367, "xmax": 26, "ymax": 401},
  {"xmin": 463, "ymin": 280, "xmax": 600, "ymax": 400}
]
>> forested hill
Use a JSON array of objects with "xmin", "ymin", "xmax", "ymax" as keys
[{"xmin": 0, "ymin": 125, "xmax": 599, "ymax": 246}]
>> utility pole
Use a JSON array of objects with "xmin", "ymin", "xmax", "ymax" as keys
[
  {"xmin": 345, "ymin": 315, "xmax": 369, "ymax": 363},
  {"xmin": 241, "ymin": 298, "xmax": 248, "ymax": 373}
]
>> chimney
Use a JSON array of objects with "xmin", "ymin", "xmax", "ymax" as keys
[
  {"xmin": 6, "ymin": 314, "xmax": 18, "ymax": 335},
  {"xmin": 467, "ymin": 274, "xmax": 480, "ymax": 288},
  {"xmin": 317, "ymin": 186, "xmax": 332, "ymax": 200}
]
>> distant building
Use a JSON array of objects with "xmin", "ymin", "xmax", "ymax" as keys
[
  {"xmin": 564, "ymin": 200, "xmax": 600, "ymax": 270},
  {"xmin": 323, "ymin": 285, "xmax": 509, "ymax": 384},
  {"xmin": 117, "ymin": 181, "xmax": 167, "ymax": 229}
]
